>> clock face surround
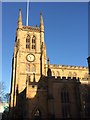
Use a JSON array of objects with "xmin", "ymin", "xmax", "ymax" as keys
[{"xmin": 26, "ymin": 54, "xmax": 35, "ymax": 62}]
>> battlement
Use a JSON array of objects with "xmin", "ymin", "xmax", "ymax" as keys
[
  {"xmin": 46, "ymin": 64, "xmax": 88, "ymax": 70},
  {"xmin": 22, "ymin": 26, "xmax": 40, "ymax": 32},
  {"xmin": 48, "ymin": 76, "xmax": 80, "ymax": 82}
]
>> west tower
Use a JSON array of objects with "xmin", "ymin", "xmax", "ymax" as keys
[
  {"xmin": 9, "ymin": 8, "xmax": 89, "ymax": 120},
  {"xmin": 10, "ymin": 10, "xmax": 47, "ymax": 108}
]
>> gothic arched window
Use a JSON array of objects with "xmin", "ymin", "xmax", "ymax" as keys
[
  {"xmin": 32, "ymin": 64, "xmax": 36, "ymax": 73},
  {"xmin": 26, "ymin": 74, "xmax": 31, "ymax": 83},
  {"xmin": 56, "ymin": 71, "xmax": 60, "ymax": 77},
  {"xmin": 26, "ymin": 34, "xmax": 30, "ymax": 49},
  {"xmin": 32, "ymin": 35, "xmax": 36, "ymax": 49},
  {"xmin": 61, "ymin": 88, "xmax": 70, "ymax": 118},
  {"xmin": 33, "ymin": 109, "xmax": 41, "ymax": 120},
  {"xmin": 73, "ymin": 72, "xmax": 77, "ymax": 77},
  {"xmin": 80, "ymin": 84, "xmax": 88, "ymax": 115},
  {"xmin": 68, "ymin": 72, "xmax": 72, "ymax": 77},
  {"xmin": 61, "ymin": 88, "xmax": 69, "ymax": 103},
  {"xmin": 52, "ymin": 71, "xmax": 55, "ymax": 76},
  {"xmin": 84, "ymin": 73, "xmax": 88, "ymax": 80},
  {"xmin": 26, "ymin": 63, "xmax": 30, "ymax": 72}
]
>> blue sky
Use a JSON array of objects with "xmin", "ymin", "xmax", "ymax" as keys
[{"xmin": 2, "ymin": 2, "xmax": 88, "ymax": 93}]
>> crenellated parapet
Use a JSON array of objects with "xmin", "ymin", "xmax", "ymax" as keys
[
  {"xmin": 47, "ymin": 76, "xmax": 80, "ymax": 82},
  {"xmin": 45, "ymin": 64, "xmax": 88, "ymax": 82},
  {"xmin": 46, "ymin": 64, "xmax": 88, "ymax": 70},
  {"xmin": 22, "ymin": 26, "xmax": 40, "ymax": 32}
]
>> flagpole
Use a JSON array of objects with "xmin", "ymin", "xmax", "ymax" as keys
[{"xmin": 26, "ymin": 0, "xmax": 29, "ymax": 26}]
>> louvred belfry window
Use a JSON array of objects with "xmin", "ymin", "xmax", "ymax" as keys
[
  {"xmin": 26, "ymin": 34, "xmax": 30, "ymax": 49},
  {"xmin": 32, "ymin": 35, "xmax": 36, "ymax": 49}
]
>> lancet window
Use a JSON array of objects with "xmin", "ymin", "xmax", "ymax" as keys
[
  {"xmin": 73, "ymin": 72, "xmax": 77, "ymax": 77},
  {"xmin": 52, "ymin": 71, "xmax": 55, "ymax": 76},
  {"xmin": 33, "ymin": 109, "xmax": 41, "ymax": 119},
  {"xmin": 26, "ymin": 63, "xmax": 30, "ymax": 72},
  {"xmin": 56, "ymin": 71, "xmax": 59, "ymax": 77},
  {"xmin": 84, "ymin": 73, "xmax": 88, "ymax": 80},
  {"xmin": 32, "ymin": 35, "xmax": 36, "ymax": 49},
  {"xmin": 32, "ymin": 64, "xmax": 36, "ymax": 72},
  {"xmin": 61, "ymin": 88, "xmax": 70, "ymax": 118},
  {"xmin": 61, "ymin": 88, "xmax": 69, "ymax": 103},
  {"xmin": 26, "ymin": 34, "xmax": 30, "ymax": 49},
  {"xmin": 68, "ymin": 72, "xmax": 72, "ymax": 77}
]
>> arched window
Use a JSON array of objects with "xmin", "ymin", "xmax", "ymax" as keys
[
  {"xmin": 61, "ymin": 88, "xmax": 70, "ymax": 118},
  {"xmin": 26, "ymin": 34, "xmax": 30, "ymax": 49},
  {"xmin": 56, "ymin": 71, "xmax": 59, "ymax": 77},
  {"xmin": 26, "ymin": 63, "xmax": 30, "ymax": 72},
  {"xmin": 32, "ymin": 64, "xmax": 36, "ymax": 73},
  {"xmin": 52, "ymin": 71, "xmax": 55, "ymax": 76},
  {"xmin": 84, "ymin": 73, "xmax": 88, "ymax": 80},
  {"xmin": 33, "ymin": 109, "xmax": 41, "ymax": 120},
  {"xmin": 61, "ymin": 88, "xmax": 69, "ymax": 103},
  {"xmin": 26, "ymin": 74, "xmax": 31, "ymax": 83},
  {"xmin": 73, "ymin": 72, "xmax": 77, "ymax": 77},
  {"xmin": 68, "ymin": 72, "xmax": 72, "ymax": 77},
  {"xmin": 32, "ymin": 35, "xmax": 36, "ymax": 49},
  {"xmin": 80, "ymin": 84, "xmax": 88, "ymax": 115}
]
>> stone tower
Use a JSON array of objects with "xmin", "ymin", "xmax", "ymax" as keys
[
  {"xmin": 9, "ymin": 9, "xmax": 89, "ymax": 120},
  {"xmin": 10, "ymin": 9, "xmax": 47, "ymax": 108}
]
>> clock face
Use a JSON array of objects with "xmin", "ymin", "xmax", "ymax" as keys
[{"xmin": 26, "ymin": 54, "xmax": 35, "ymax": 62}]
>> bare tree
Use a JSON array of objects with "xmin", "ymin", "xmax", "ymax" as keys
[
  {"xmin": 0, "ymin": 81, "xmax": 5, "ymax": 102},
  {"xmin": 4, "ymin": 93, "xmax": 10, "ymax": 103}
]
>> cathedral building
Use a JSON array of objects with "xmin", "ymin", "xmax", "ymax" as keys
[{"xmin": 9, "ymin": 9, "xmax": 89, "ymax": 119}]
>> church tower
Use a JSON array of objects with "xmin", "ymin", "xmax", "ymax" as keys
[{"xmin": 10, "ymin": 9, "xmax": 47, "ymax": 108}]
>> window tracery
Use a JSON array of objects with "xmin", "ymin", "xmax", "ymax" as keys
[
  {"xmin": 32, "ymin": 64, "xmax": 36, "ymax": 72},
  {"xmin": 84, "ymin": 73, "xmax": 88, "ymax": 80},
  {"xmin": 26, "ymin": 34, "xmax": 30, "ymax": 49},
  {"xmin": 61, "ymin": 88, "xmax": 69, "ymax": 103},
  {"xmin": 32, "ymin": 35, "xmax": 36, "ymax": 49},
  {"xmin": 68, "ymin": 72, "xmax": 72, "ymax": 77},
  {"xmin": 73, "ymin": 72, "xmax": 77, "ymax": 77},
  {"xmin": 61, "ymin": 88, "xmax": 70, "ymax": 118},
  {"xmin": 33, "ymin": 109, "xmax": 41, "ymax": 119},
  {"xmin": 52, "ymin": 71, "xmax": 55, "ymax": 76},
  {"xmin": 56, "ymin": 71, "xmax": 59, "ymax": 76},
  {"xmin": 26, "ymin": 63, "xmax": 30, "ymax": 72}
]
